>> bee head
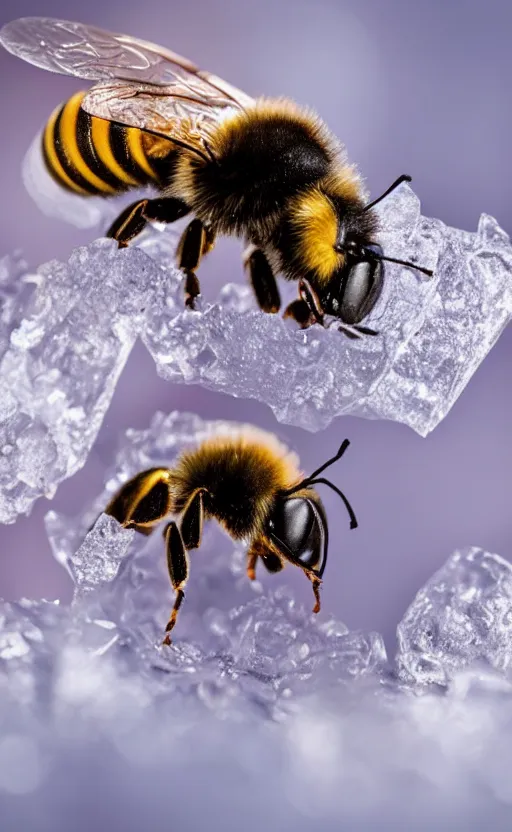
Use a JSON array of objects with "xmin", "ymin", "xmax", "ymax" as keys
[
  {"xmin": 265, "ymin": 490, "xmax": 329, "ymax": 577},
  {"xmin": 323, "ymin": 175, "xmax": 433, "ymax": 325},
  {"xmin": 264, "ymin": 438, "xmax": 358, "ymax": 579},
  {"xmin": 327, "ymin": 235, "xmax": 386, "ymax": 325}
]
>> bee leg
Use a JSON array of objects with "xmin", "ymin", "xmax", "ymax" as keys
[
  {"xmin": 243, "ymin": 246, "xmax": 281, "ymax": 314},
  {"xmin": 180, "ymin": 488, "xmax": 207, "ymax": 550},
  {"xmin": 105, "ymin": 468, "xmax": 173, "ymax": 535},
  {"xmin": 107, "ymin": 197, "xmax": 190, "ymax": 247},
  {"xmin": 283, "ymin": 299, "xmax": 316, "ymax": 329},
  {"xmin": 298, "ymin": 278, "xmax": 379, "ymax": 339},
  {"xmin": 162, "ymin": 521, "xmax": 189, "ymax": 646},
  {"xmin": 246, "ymin": 537, "xmax": 284, "ymax": 580},
  {"xmin": 177, "ymin": 219, "xmax": 216, "ymax": 309},
  {"xmin": 298, "ymin": 278, "xmax": 325, "ymax": 326},
  {"xmin": 306, "ymin": 572, "xmax": 322, "ymax": 614},
  {"xmin": 246, "ymin": 545, "xmax": 259, "ymax": 581},
  {"xmin": 107, "ymin": 200, "xmax": 150, "ymax": 247},
  {"xmin": 142, "ymin": 197, "xmax": 190, "ymax": 225}
]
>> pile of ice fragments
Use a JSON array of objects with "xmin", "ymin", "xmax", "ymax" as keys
[
  {"xmin": 2, "ymin": 412, "xmax": 512, "ymax": 828},
  {"xmin": 2, "ymin": 177, "xmax": 512, "ymax": 828},
  {"xmin": 1, "ymin": 182, "xmax": 512, "ymax": 523}
]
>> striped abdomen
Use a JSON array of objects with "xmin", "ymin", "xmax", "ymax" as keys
[{"xmin": 42, "ymin": 91, "xmax": 177, "ymax": 196}]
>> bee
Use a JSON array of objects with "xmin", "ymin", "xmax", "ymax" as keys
[
  {"xmin": 103, "ymin": 428, "xmax": 357, "ymax": 644},
  {"xmin": 0, "ymin": 17, "xmax": 432, "ymax": 337}
]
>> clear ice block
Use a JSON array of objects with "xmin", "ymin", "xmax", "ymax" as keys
[
  {"xmin": 396, "ymin": 547, "xmax": 512, "ymax": 686},
  {"xmin": 1, "ymin": 184, "xmax": 511, "ymax": 523}
]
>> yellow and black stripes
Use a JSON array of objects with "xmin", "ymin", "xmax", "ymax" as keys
[{"xmin": 42, "ymin": 91, "xmax": 176, "ymax": 196}]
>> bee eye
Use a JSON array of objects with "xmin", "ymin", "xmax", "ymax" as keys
[
  {"xmin": 266, "ymin": 497, "xmax": 328, "ymax": 576},
  {"xmin": 338, "ymin": 258, "xmax": 383, "ymax": 325}
]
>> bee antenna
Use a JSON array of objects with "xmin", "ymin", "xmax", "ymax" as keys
[
  {"xmin": 306, "ymin": 478, "xmax": 358, "ymax": 530},
  {"xmin": 362, "ymin": 174, "xmax": 412, "ymax": 213},
  {"xmin": 283, "ymin": 440, "xmax": 351, "ymax": 495},
  {"xmin": 376, "ymin": 253, "xmax": 433, "ymax": 278}
]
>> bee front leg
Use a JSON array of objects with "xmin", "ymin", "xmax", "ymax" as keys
[
  {"xmin": 162, "ymin": 521, "xmax": 190, "ymax": 646},
  {"xmin": 307, "ymin": 572, "xmax": 322, "ymax": 614},
  {"xmin": 290, "ymin": 280, "xmax": 378, "ymax": 339},
  {"xmin": 282, "ymin": 278, "xmax": 325, "ymax": 329},
  {"xmin": 298, "ymin": 278, "xmax": 325, "ymax": 326},
  {"xmin": 243, "ymin": 246, "xmax": 281, "ymax": 314},
  {"xmin": 177, "ymin": 219, "xmax": 216, "ymax": 309},
  {"xmin": 107, "ymin": 197, "xmax": 190, "ymax": 247},
  {"xmin": 161, "ymin": 488, "xmax": 207, "ymax": 644}
]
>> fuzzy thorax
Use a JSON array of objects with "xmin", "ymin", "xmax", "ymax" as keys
[
  {"xmin": 286, "ymin": 189, "xmax": 343, "ymax": 283},
  {"xmin": 170, "ymin": 428, "xmax": 302, "ymax": 540},
  {"xmin": 169, "ymin": 97, "xmax": 342, "ymax": 239}
]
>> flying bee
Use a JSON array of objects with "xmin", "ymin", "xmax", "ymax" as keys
[
  {"xmin": 103, "ymin": 429, "xmax": 357, "ymax": 644},
  {"xmin": 0, "ymin": 17, "xmax": 433, "ymax": 337}
]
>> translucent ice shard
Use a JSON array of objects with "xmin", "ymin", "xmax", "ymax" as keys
[
  {"xmin": 396, "ymin": 547, "xmax": 512, "ymax": 686},
  {"xmin": 3, "ymin": 413, "xmax": 512, "ymax": 825},
  {"xmin": 141, "ymin": 184, "xmax": 512, "ymax": 435},
  {"xmin": 1, "ymin": 183, "xmax": 511, "ymax": 522},
  {"xmin": 0, "ymin": 238, "xmax": 166, "ymax": 523}
]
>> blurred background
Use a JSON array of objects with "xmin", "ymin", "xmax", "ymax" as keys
[{"xmin": 0, "ymin": 0, "xmax": 511, "ymax": 651}]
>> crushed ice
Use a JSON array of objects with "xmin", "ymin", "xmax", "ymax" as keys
[
  {"xmin": 1, "ymin": 412, "xmax": 512, "ymax": 826},
  {"xmin": 1, "ymin": 184, "xmax": 511, "ymax": 523}
]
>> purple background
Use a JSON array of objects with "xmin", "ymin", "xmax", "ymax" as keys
[{"xmin": 0, "ymin": 0, "xmax": 511, "ymax": 651}]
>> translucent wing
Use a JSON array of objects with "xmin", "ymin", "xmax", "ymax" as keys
[
  {"xmin": 0, "ymin": 17, "xmax": 253, "ymax": 158},
  {"xmin": 0, "ymin": 17, "xmax": 252, "ymax": 103},
  {"xmin": 81, "ymin": 80, "xmax": 239, "ymax": 156}
]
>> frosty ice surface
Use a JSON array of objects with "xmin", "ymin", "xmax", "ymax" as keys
[
  {"xmin": 1, "ymin": 184, "xmax": 511, "ymax": 522},
  {"xmin": 0, "ymin": 239, "xmax": 168, "ymax": 523},
  {"xmin": 2, "ymin": 413, "xmax": 512, "ymax": 826},
  {"xmin": 396, "ymin": 547, "xmax": 512, "ymax": 686}
]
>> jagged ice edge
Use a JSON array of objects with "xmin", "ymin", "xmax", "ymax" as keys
[
  {"xmin": 3, "ymin": 413, "xmax": 512, "ymax": 822},
  {"xmin": 1, "ymin": 184, "xmax": 511, "ymax": 524}
]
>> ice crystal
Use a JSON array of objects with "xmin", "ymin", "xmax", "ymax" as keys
[
  {"xmin": 1, "ymin": 184, "xmax": 511, "ymax": 523},
  {"xmin": 1, "ymin": 413, "xmax": 512, "ymax": 827},
  {"xmin": 397, "ymin": 547, "xmax": 512, "ymax": 686}
]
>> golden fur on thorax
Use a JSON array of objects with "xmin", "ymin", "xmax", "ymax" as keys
[
  {"xmin": 286, "ymin": 189, "xmax": 344, "ymax": 283},
  {"xmin": 169, "ymin": 96, "xmax": 344, "ymax": 241},
  {"xmin": 169, "ymin": 428, "xmax": 302, "ymax": 539}
]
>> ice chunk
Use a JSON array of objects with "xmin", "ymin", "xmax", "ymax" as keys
[
  {"xmin": 142, "ymin": 185, "xmax": 512, "ymax": 435},
  {"xmin": 1, "ymin": 184, "xmax": 511, "ymax": 522},
  {"xmin": 2, "ymin": 416, "xmax": 512, "ymax": 824},
  {"xmin": 64, "ymin": 513, "xmax": 135, "ymax": 595},
  {"xmin": 0, "ymin": 238, "xmax": 171, "ymax": 523},
  {"xmin": 396, "ymin": 547, "xmax": 512, "ymax": 686}
]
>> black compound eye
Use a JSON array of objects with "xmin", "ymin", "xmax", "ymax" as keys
[
  {"xmin": 266, "ymin": 497, "xmax": 328, "ymax": 576},
  {"xmin": 339, "ymin": 257, "xmax": 383, "ymax": 324}
]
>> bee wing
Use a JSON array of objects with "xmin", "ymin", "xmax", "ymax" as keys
[
  {"xmin": 0, "ymin": 17, "xmax": 253, "ymax": 159},
  {"xmin": 81, "ymin": 80, "xmax": 239, "ymax": 157},
  {"xmin": 0, "ymin": 17, "xmax": 252, "ymax": 104}
]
